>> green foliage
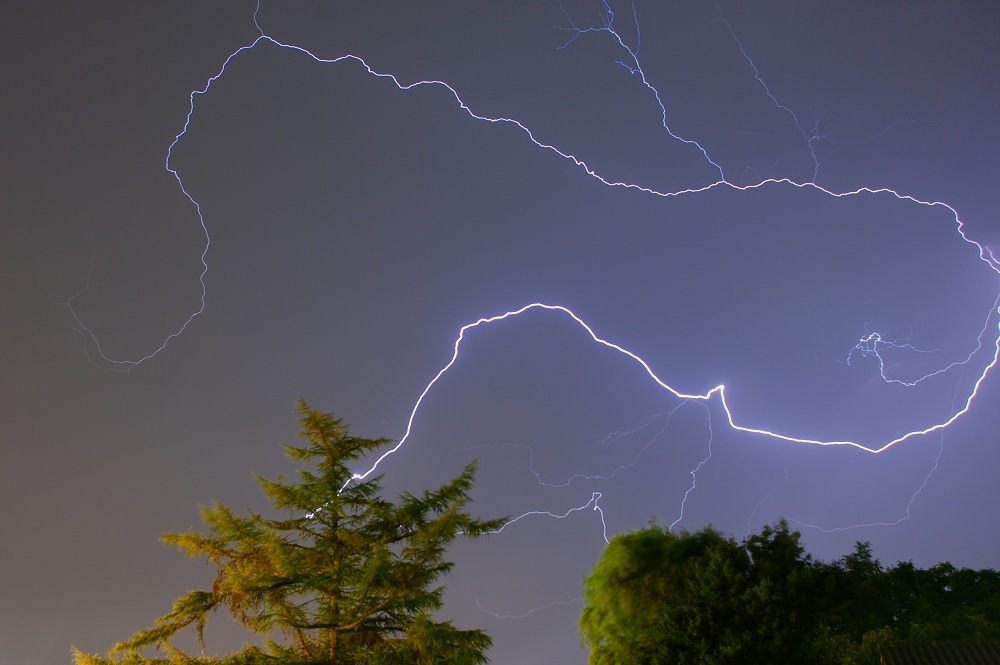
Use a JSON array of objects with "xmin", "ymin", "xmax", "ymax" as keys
[
  {"xmin": 580, "ymin": 526, "xmax": 730, "ymax": 665},
  {"xmin": 72, "ymin": 400, "xmax": 506, "ymax": 665},
  {"xmin": 580, "ymin": 520, "xmax": 1000, "ymax": 665}
]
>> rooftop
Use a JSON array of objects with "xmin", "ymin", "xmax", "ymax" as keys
[{"xmin": 880, "ymin": 640, "xmax": 1000, "ymax": 665}]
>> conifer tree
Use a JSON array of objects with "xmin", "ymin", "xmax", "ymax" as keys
[{"xmin": 72, "ymin": 400, "xmax": 506, "ymax": 665}]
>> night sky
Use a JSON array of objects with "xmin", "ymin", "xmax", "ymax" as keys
[{"xmin": 3, "ymin": 2, "xmax": 999, "ymax": 664}]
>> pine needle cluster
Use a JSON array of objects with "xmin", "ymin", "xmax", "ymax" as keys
[{"xmin": 72, "ymin": 400, "xmax": 506, "ymax": 665}]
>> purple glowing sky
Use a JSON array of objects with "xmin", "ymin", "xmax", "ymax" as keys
[{"xmin": 2, "ymin": 2, "xmax": 998, "ymax": 664}]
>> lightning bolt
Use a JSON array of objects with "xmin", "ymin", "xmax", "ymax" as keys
[{"xmin": 64, "ymin": 0, "xmax": 999, "ymax": 550}]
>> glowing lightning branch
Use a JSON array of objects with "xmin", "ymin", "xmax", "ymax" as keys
[
  {"xmin": 843, "ymin": 295, "xmax": 1000, "ymax": 387},
  {"xmin": 669, "ymin": 403, "xmax": 713, "ymax": 531},
  {"xmin": 67, "ymin": 2, "xmax": 1000, "ymax": 534},
  {"xmin": 474, "ymin": 403, "xmax": 690, "ymax": 489},
  {"xmin": 557, "ymin": 0, "xmax": 725, "ymax": 178},
  {"xmin": 711, "ymin": 11, "xmax": 822, "ymax": 182},
  {"xmin": 68, "ymin": 1, "xmax": 999, "ymax": 368},
  {"xmin": 475, "ymin": 597, "xmax": 582, "ymax": 620},
  {"xmin": 494, "ymin": 491, "xmax": 609, "ymax": 543},
  {"xmin": 351, "ymin": 295, "xmax": 990, "ymax": 538},
  {"xmin": 789, "ymin": 433, "xmax": 946, "ymax": 534},
  {"xmin": 790, "ymin": 363, "xmax": 967, "ymax": 533},
  {"xmin": 351, "ymin": 302, "xmax": 996, "ymax": 493},
  {"xmin": 846, "ymin": 329, "xmax": 939, "ymax": 371}
]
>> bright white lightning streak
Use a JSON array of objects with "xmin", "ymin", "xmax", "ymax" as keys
[
  {"xmin": 344, "ymin": 298, "xmax": 996, "ymax": 537},
  {"xmin": 789, "ymin": 364, "xmax": 967, "ymax": 533},
  {"xmin": 493, "ymin": 491, "xmax": 608, "ymax": 544},
  {"xmin": 66, "ymin": 2, "xmax": 1000, "ymax": 530},
  {"xmin": 350, "ymin": 303, "xmax": 997, "ymax": 489}
]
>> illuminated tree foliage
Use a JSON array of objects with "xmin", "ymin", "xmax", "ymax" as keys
[
  {"xmin": 579, "ymin": 520, "xmax": 816, "ymax": 665},
  {"xmin": 72, "ymin": 400, "xmax": 506, "ymax": 665},
  {"xmin": 580, "ymin": 521, "xmax": 1000, "ymax": 665}
]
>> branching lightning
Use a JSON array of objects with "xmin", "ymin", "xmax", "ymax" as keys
[
  {"xmin": 476, "ymin": 597, "xmax": 583, "ymax": 620},
  {"xmin": 844, "ymin": 296, "xmax": 1000, "ymax": 387},
  {"xmin": 477, "ymin": 404, "xmax": 688, "ymax": 489},
  {"xmin": 495, "ymin": 490, "xmax": 609, "ymax": 544},
  {"xmin": 65, "ymin": 0, "xmax": 999, "ymax": 557}
]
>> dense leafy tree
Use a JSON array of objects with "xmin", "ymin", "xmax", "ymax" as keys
[
  {"xmin": 583, "ymin": 520, "xmax": 818, "ymax": 664},
  {"xmin": 72, "ymin": 400, "xmax": 506, "ymax": 665},
  {"xmin": 579, "ymin": 523, "xmax": 733, "ymax": 665},
  {"xmin": 580, "ymin": 521, "xmax": 1000, "ymax": 665},
  {"xmin": 811, "ymin": 549, "xmax": 1000, "ymax": 664}
]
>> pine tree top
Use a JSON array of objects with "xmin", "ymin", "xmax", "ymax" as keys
[{"xmin": 72, "ymin": 400, "xmax": 507, "ymax": 665}]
